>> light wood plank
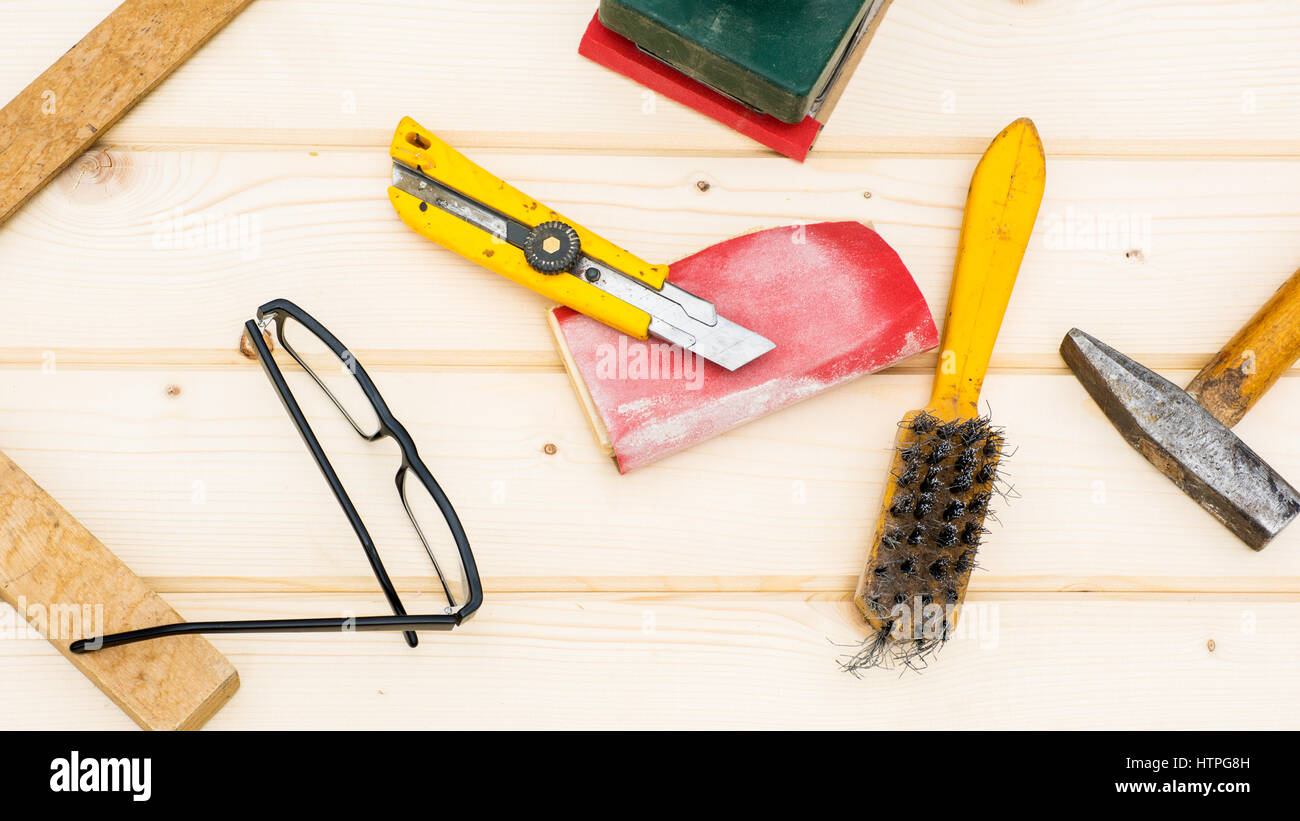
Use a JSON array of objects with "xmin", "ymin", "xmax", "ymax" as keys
[
  {"xmin": 2, "ymin": 592, "xmax": 1294, "ymax": 730},
  {"xmin": 3, "ymin": 1, "xmax": 1299, "ymax": 154},
  {"xmin": 4, "ymin": 0, "xmax": 1300, "ymax": 732},
  {"xmin": 2, "ymin": 367, "xmax": 1299, "ymax": 590},
  {"xmin": 4, "ymin": 149, "xmax": 1300, "ymax": 367}
]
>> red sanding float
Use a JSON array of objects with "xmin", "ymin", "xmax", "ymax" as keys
[
  {"xmin": 578, "ymin": 3, "xmax": 893, "ymax": 162},
  {"xmin": 549, "ymin": 221, "xmax": 937, "ymax": 472}
]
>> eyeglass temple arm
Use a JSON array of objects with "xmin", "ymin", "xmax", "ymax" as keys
[{"xmin": 69, "ymin": 614, "xmax": 460, "ymax": 654}]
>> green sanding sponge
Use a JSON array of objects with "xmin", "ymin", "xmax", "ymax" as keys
[{"xmin": 598, "ymin": 0, "xmax": 880, "ymax": 124}]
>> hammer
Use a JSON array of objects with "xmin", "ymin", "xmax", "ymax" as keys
[{"xmin": 1060, "ymin": 266, "xmax": 1300, "ymax": 550}]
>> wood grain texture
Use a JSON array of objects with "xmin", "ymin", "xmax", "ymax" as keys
[
  {"xmin": 0, "ymin": 452, "xmax": 238, "ymax": 730},
  {"xmin": 2, "ymin": 1, "xmax": 1298, "ymax": 154},
  {"xmin": 2, "ymin": 0, "xmax": 1300, "ymax": 730},
  {"xmin": 2, "ymin": 367, "xmax": 1300, "ymax": 588},
  {"xmin": 4, "ymin": 149, "xmax": 1300, "ymax": 366},
  {"xmin": 1, "ymin": 592, "xmax": 1296, "ymax": 730},
  {"xmin": 0, "ymin": 0, "xmax": 254, "ymax": 224}
]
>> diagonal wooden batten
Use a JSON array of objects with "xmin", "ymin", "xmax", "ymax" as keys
[
  {"xmin": 0, "ymin": 0, "xmax": 254, "ymax": 226},
  {"xmin": 0, "ymin": 451, "xmax": 239, "ymax": 730}
]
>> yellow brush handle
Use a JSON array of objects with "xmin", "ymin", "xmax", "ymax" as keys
[
  {"xmin": 927, "ymin": 118, "xmax": 1046, "ymax": 420},
  {"xmin": 388, "ymin": 117, "xmax": 669, "ymax": 340}
]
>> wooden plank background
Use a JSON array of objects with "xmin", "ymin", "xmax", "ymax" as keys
[{"xmin": 2, "ymin": 0, "xmax": 1299, "ymax": 729}]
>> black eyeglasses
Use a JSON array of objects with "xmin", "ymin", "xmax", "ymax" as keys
[{"xmin": 71, "ymin": 298, "xmax": 482, "ymax": 653}]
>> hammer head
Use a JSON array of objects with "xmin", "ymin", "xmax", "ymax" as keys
[{"xmin": 1061, "ymin": 328, "xmax": 1300, "ymax": 550}]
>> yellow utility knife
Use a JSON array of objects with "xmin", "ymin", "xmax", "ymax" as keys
[{"xmin": 387, "ymin": 117, "xmax": 774, "ymax": 371}]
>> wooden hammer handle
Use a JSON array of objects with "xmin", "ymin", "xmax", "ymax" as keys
[{"xmin": 1186, "ymin": 266, "xmax": 1300, "ymax": 428}]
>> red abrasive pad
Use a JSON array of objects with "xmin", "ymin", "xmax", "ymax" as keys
[
  {"xmin": 578, "ymin": 13, "xmax": 823, "ymax": 162},
  {"xmin": 549, "ymin": 221, "xmax": 937, "ymax": 473}
]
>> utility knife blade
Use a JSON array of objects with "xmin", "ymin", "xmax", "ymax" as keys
[{"xmin": 387, "ymin": 117, "xmax": 774, "ymax": 371}]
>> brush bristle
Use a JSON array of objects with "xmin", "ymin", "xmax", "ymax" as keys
[{"xmin": 843, "ymin": 410, "xmax": 1007, "ymax": 673}]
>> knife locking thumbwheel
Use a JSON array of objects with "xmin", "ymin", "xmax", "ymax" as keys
[{"xmin": 525, "ymin": 221, "xmax": 581, "ymax": 273}]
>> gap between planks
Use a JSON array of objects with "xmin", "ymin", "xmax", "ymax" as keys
[
  {"xmin": 137, "ymin": 575, "xmax": 1300, "ymax": 596},
  {"xmin": 94, "ymin": 129, "xmax": 1300, "ymax": 160},
  {"xmin": 6, "ymin": 347, "xmax": 1300, "ymax": 375}
]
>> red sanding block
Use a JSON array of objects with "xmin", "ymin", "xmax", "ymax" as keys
[
  {"xmin": 549, "ymin": 222, "xmax": 937, "ymax": 472},
  {"xmin": 578, "ymin": 5, "xmax": 892, "ymax": 162}
]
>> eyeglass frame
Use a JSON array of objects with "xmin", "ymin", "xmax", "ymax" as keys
[{"xmin": 71, "ymin": 298, "xmax": 483, "ymax": 653}]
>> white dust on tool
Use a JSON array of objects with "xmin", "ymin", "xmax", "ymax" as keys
[{"xmin": 614, "ymin": 375, "xmax": 839, "ymax": 469}]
